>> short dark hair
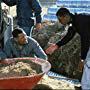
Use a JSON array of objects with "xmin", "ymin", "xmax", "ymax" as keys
[
  {"xmin": 12, "ymin": 27, "xmax": 23, "ymax": 38},
  {"xmin": 56, "ymin": 8, "xmax": 70, "ymax": 17}
]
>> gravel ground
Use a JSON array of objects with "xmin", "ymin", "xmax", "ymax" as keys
[{"xmin": 38, "ymin": 74, "xmax": 75, "ymax": 89}]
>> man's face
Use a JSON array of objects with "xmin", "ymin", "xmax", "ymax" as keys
[
  {"xmin": 17, "ymin": 33, "xmax": 28, "ymax": 45},
  {"xmin": 57, "ymin": 15, "xmax": 70, "ymax": 25}
]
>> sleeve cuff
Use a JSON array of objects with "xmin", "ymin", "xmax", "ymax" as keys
[
  {"xmin": 36, "ymin": 15, "xmax": 42, "ymax": 23},
  {"xmin": 56, "ymin": 41, "xmax": 62, "ymax": 47}
]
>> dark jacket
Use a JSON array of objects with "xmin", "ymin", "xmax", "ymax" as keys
[
  {"xmin": 3, "ymin": 0, "xmax": 42, "ymax": 27},
  {"xmin": 56, "ymin": 13, "xmax": 90, "ymax": 60}
]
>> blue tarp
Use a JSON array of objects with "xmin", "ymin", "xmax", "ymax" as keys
[{"xmin": 47, "ymin": 71, "xmax": 81, "ymax": 87}]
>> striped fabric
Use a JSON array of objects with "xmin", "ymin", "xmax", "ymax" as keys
[{"xmin": 47, "ymin": 71, "xmax": 81, "ymax": 86}]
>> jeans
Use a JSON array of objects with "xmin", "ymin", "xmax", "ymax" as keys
[
  {"xmin": 4, "ymin": 15, "xmax": 13, "ymax": 47},
  {"xmin": 4, "ymin": 25, "xmax": 13, "ymax": 46},
  {"xmin": 81, "ymin": 48, "xmax": 90, "ymax": 90}
]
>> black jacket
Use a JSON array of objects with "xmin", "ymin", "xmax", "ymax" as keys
[{"xmin": 56, "ymin": 13, "xmax": 90, "ymax": 60}]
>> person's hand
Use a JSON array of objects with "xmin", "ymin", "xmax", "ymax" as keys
[
  {"xmin": 78, "ymin": 59, "xmax": 84, "ymax": 72},
  {"xmin": 36, "ymin": 23, "xmax": 42, "ymax": 31},
  {"xmin": 42, "ymin": 61, "xmax": 51, "ymax": 72},
  {"xmin": 45, "ymin": 44, "xmax": 59, "ymax": 55}
]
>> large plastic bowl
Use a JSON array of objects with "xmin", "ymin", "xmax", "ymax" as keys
[{"xmin": 0, "ymin": 57, "xmax": 51, "ymax": 89}]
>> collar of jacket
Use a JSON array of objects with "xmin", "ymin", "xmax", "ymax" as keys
[{"xmin": 67, "ymin": 13, "xmax": 77, "ymax": 26}]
